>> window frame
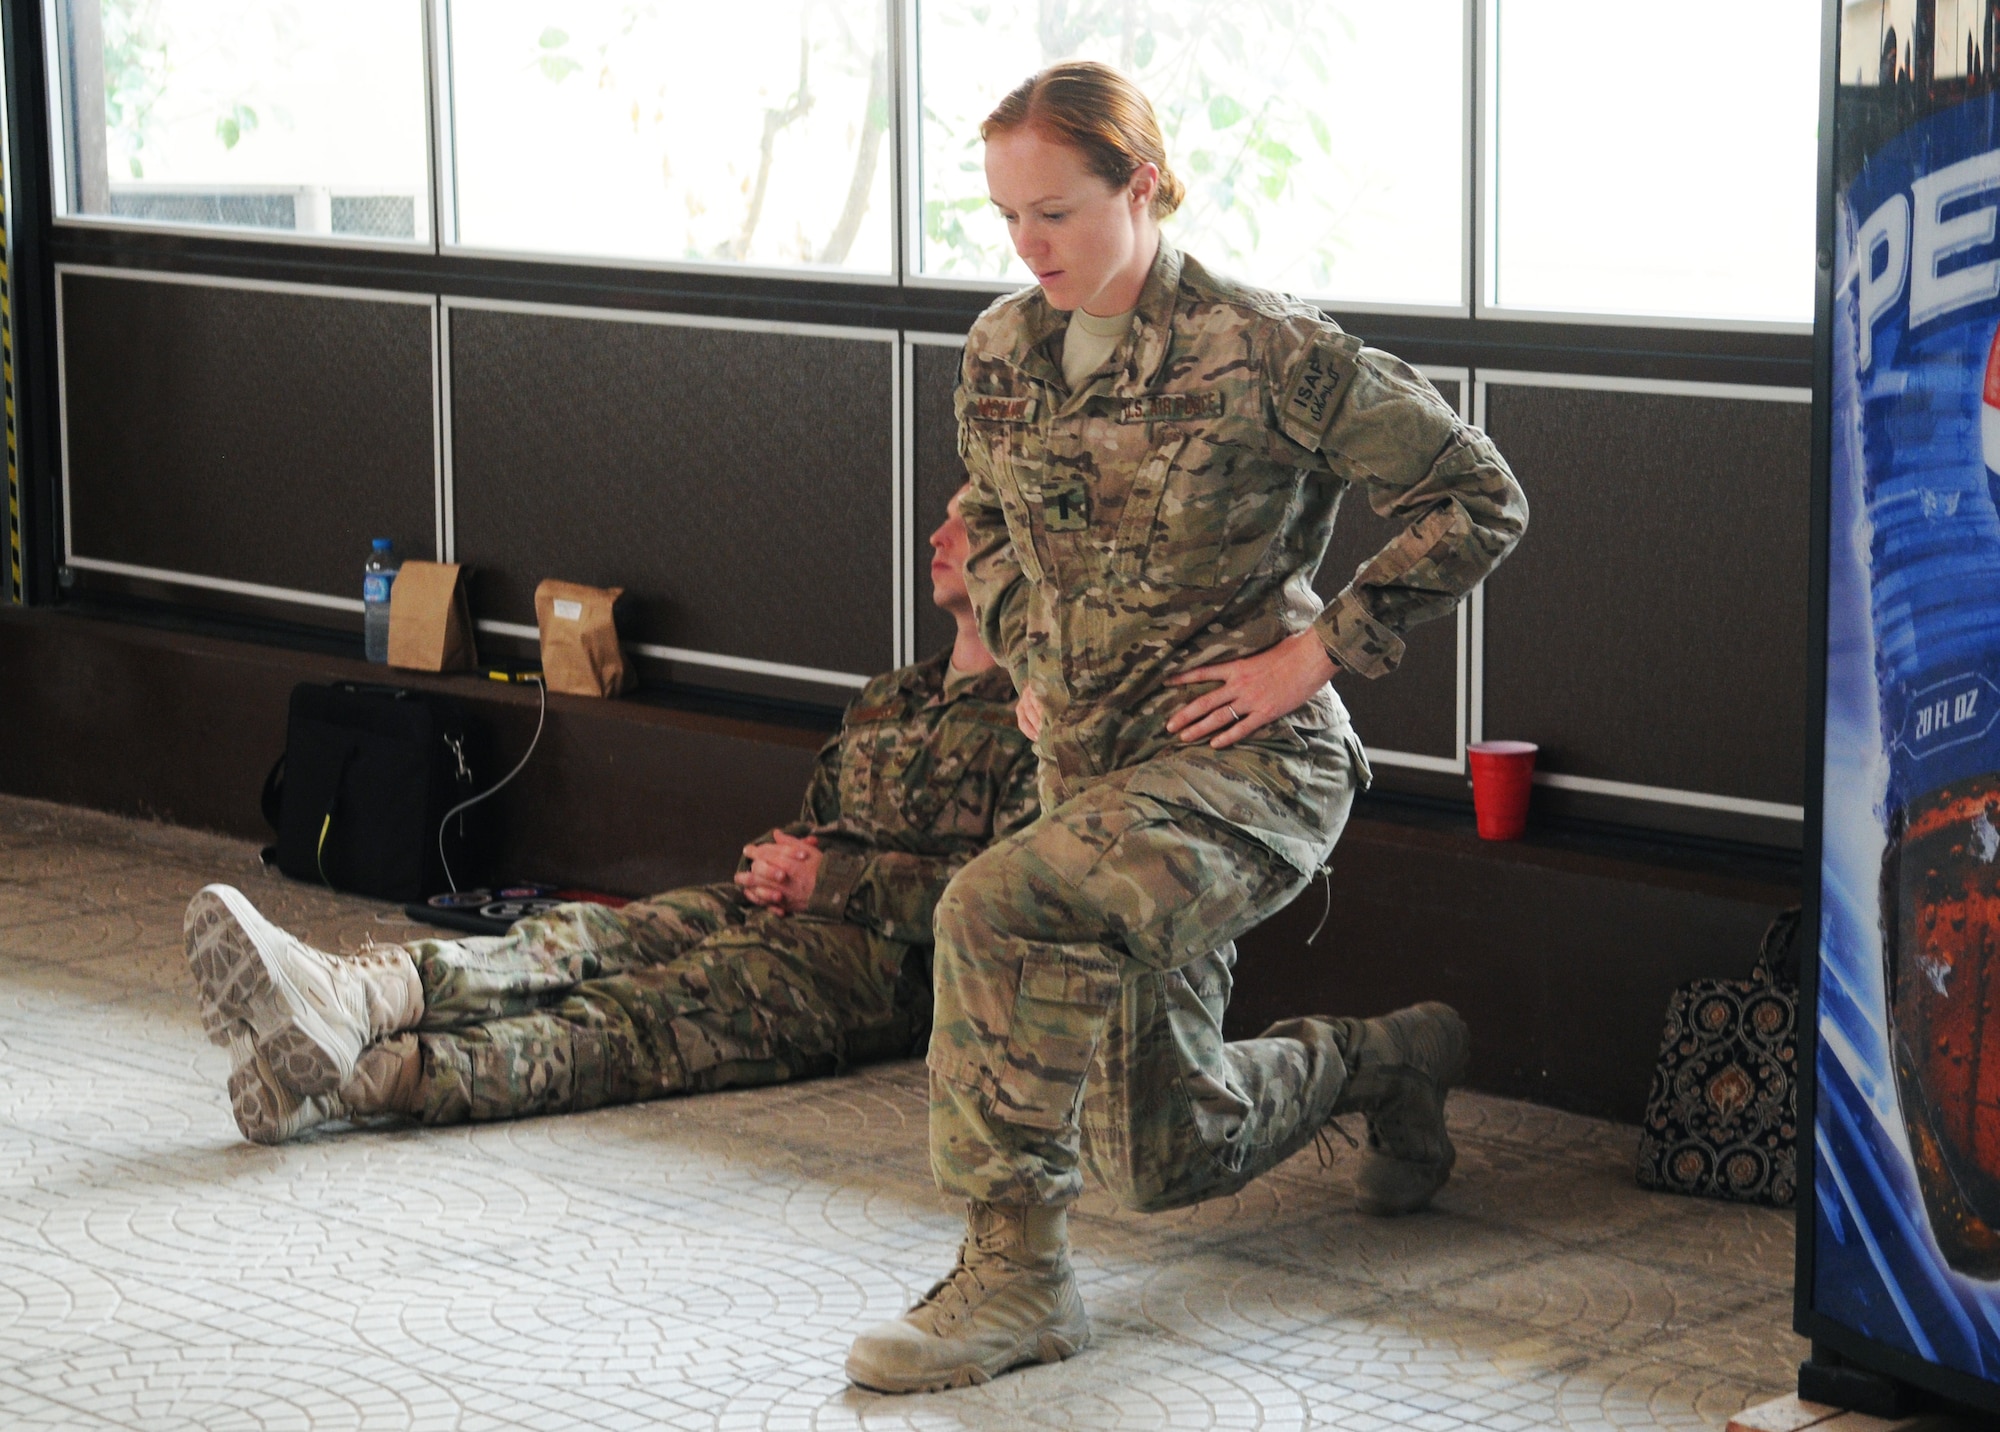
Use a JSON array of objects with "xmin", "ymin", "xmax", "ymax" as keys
[
  {"xmin": 896, "ymin": 0, "xmax": 1478, "ymax": 319},
  {"xmin": 1474, "ymin": 0, "xmax": 1815, "ymax": 335},
  {"xmin": 428, "ymin": 0, "xmax": 906, "ymax": 286},
  {"xmin": 39, "ymin": 0, "xmax": 442, "ymax": 254},
  {"xmin": 32, "ymin": 0, "xmax": 1817, "ymax": 334}
]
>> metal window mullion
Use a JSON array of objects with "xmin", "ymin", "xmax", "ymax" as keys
[
  {"xmin": 423, "ymin": 0, "xmax": 450, "ymax": 252},
  {"xmin": 55, "ymin": 262, "xmax": 437, "ymax": 308},
  {"xmin": 1476, "ymin": 367, "xmax": 1813, "ymax": 404},
  {"xmin": 54, "ymin": 269, "xmax": 70, "ymax": 571},
  {"xmin": 896, "ymin": 338, "xmax": 912, "ymax": 672},
  {"xmin": 1476, "ymin": 0, "xmax": 1499, "ymax": 316},
  {"xmin": 38, "ymin": 0, "xmax": 67, "ymax": 220},
  {"xmin": 434, "ymin": 298, "xmax": 451, "ymax": 562},
  {"xmin": 899, "ymin": 0, "xmax": 930, "ymax": 285},
  {"xmin": 1469, "ymin": 373, "xmax": 1489, "ymax": 748},
  {"xmin": 1461, "ymin": 0, "xmax": 1478, "ymax": 316},
  {"xmin": 890, "ymin": 0, "xmax": 914, "ymax": 286},
  {"xmin": 0, "ymin": 29, "xmax": 16, "ymax": 604}
]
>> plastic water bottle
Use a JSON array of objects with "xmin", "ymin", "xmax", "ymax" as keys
[{"xmin": 363, "ymin": 538, "xmax": 399, "ymax": 663}]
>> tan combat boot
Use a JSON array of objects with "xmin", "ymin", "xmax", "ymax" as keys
[
  {"xmin": 185, "ymin": 884, "xmax": 423, "ymax": 1098},
  {"xmin": 1323, "ymin": 1002, "xmax": 1470, "ymax": 1216},
  {"xmin": 846, "ymin": 1202, "xmax": 1090, "ymax": 1393},
  {"xmin": 226, "ymin": 1032, "xmax": 423, "ymax": 1145},
  {"xmin": 224, "ymin": 1035, "xmax": 350, "ymax": 1145}
]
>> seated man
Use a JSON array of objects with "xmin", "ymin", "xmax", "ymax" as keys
[{"xmin": 184, "ymin": 487, "xmax": 1037, "ymax": 1143}]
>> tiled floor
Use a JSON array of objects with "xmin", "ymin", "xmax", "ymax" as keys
[{"xmin": 0, "ymin": 792, "xmax": 1806, "ymax": 1430}]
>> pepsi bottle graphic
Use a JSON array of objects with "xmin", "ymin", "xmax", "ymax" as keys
[{"xmin": 1872, "ymin": 308, "xmax": 2000, "ymax": 1278}]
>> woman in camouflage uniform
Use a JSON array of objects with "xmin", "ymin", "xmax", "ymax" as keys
[{"xmin": 847, "ymin": 63, "xmax": 1528, "ymax": 1392}]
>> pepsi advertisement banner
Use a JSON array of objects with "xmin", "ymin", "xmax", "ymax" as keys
[{"xmin": 1816, "ymin": 23, "xmax": 2000, "ymax": 1403}]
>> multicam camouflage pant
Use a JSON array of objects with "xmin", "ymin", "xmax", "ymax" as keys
[
  {"xmin": 396, "ymin": 884, "xmax": 927, "ymax": 1125},
  {"xmin": 927, "ymin": 725, "xmax": 1363, "ymax": 1209}
]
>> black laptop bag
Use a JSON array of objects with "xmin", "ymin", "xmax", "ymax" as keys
[{"xmin": 262, "ymin": 682, "xmax": 492, "ymax": 901}]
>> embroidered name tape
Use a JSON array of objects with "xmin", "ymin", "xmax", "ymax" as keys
[
  {"xmin": 1281, "ymin": 334, "xmax": 1360, "ymax": 446},
  {"xmin": 1117, "ymin": 391, "xmax": 1224, "ymax": 423},
  {"xmin": 968, "ymin": 395, "xmax": 1038, "ymax": 423}
]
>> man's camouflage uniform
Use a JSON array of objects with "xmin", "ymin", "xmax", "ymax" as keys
[
  {"xmin": 382, "ymin": 652, "xmax": 1038, "ymax": 1125},
  {"xmin": 935, "ymin": 240, "xmax": 1527, "ymax": 1208}
]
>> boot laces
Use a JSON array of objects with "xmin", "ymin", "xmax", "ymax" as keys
[
  {"xmin": 1314, "ymin": 1117, "xmax": 1360, "ymax": 1169},
  {"xmin": 911, "ymin": 1244, "xmax": 997, "ymax": 1320}
]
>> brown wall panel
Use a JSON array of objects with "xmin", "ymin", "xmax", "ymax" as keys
[
  {"xmin": 60, "ymin": 271, "xmax": 437, "ymax": 598},
  {"xmin": 1479, "ymin": 383, "xmax": 1810, "ymax": 806},
  {"xmin": 449, "ymin": 307, "xmax": 895, "ymax": 681},
  {"xmin": 1319, "ymin": 375, "xmax": 1463, "ymax": 763}
]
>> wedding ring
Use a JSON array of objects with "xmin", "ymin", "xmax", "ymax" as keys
[{"xmin": 1228, "ymin": 705, "xmax": 1241, "ymax": 722}]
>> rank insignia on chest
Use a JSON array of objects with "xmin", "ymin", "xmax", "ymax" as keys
[
  {"xmin": 1038, "ymin": 476, "xmax": 1090, "ymax": 531},
  {"xmin": 968, "ymin": 395, "xmax": 1038, "ymax": 423},
  {"xmin": 1117, "ymin": 391, "xmax": 1224, "ymax": 424}
]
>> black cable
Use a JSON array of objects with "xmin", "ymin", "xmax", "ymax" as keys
[{"xmin": 438, "ymin": 676, "xmax": 546, "ymax": 893}]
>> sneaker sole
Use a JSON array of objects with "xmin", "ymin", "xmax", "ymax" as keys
[
  {"xmin": 185, "ymin": 885, "xmax": 348, "ymax": 1097},
  {"xmin": 224, "ymin": 1035, "xmax": 335, "ymax": 1146},
  {"xmin": 223, "ymin": 1034, "xmax": 290, "ymax": 1145},
  {"xmin": 845, "ymin": 1329, "xmax": 1086, "ymax": 1395}
]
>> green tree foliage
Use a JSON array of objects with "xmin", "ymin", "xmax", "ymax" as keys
[
  {"xmin": 101, "ymin": 1, "xmax": 272, "ymax": 177},
  {"xmin": 536, "ymin": 27, "xmax": 581, "ymax": 83},
  {"xmin": 530, "ymin": 2, "xmax": 887, "ymax": 266},
  {"xmin": 924, "ymin": 0, "xmax": 1372, "ymax": 288},
  {"xmin": 102, "ymin": 0, "xmax": 168, "ymax": 177},
  {"xmin": 214, "ymin": 100, "xmax": 258, "ymax": 149}
]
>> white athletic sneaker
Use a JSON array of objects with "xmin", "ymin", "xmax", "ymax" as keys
[{"xmin": 184, "ymin": 884, "xmax": 422, "ymax": 1099}]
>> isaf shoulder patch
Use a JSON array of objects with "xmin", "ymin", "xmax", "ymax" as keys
[
  {"xmin": 1279, "ymin": 332, "xmax": 1362, "ymax": 450},
  {"xmin": 1117, "ymin": 391, "xmax": 1224, "ymax": 424},
  {"xmin": 968, "ymin": 395, "xmax": 1038, "ymax": 423}
]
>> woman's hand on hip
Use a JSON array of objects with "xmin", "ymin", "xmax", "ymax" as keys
[
  {"xmin": 1165, "ymin": 631, "xmax": 1338, "ymax": 749},
  {"xmin": 1015, "ymin": 683, "xmax": 1044, "ymax": 741}
]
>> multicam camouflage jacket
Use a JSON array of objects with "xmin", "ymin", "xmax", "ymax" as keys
[
  {"xmin": 770, "ymin": 650, "xmax": 1039, "ymax": 946},
  {"xmin": 956, "ymin": 240, "xmax": 1528, "ymax": 780}
]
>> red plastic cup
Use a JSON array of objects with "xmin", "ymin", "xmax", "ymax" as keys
[{"xmin": 1467, "ymin": 741, "xmax": 1538, "ymax": 840}]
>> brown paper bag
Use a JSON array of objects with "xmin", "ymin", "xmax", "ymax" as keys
[
  {"xmin": 534, "ymin": 579, "xmax": 632, "ymax": 697},
  {"xmin": 387, "ymin": 560, "xmax": 477, "ymax": 673}
]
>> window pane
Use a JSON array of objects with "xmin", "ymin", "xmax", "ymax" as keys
[
  {"xmin": 1491, "ymin": 0, "xmax": 1817, "ymax": 324},
  {"xmin": 915, "ymin": 1, "xmax": 1467, "ymax": 311},
  {"xmin": 54, "ymin": 0, "xmax": 430, "ymax": 242},
  {"xmin": 446, "ymin": 1, "xmax": 893, "ymax": 274}
]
